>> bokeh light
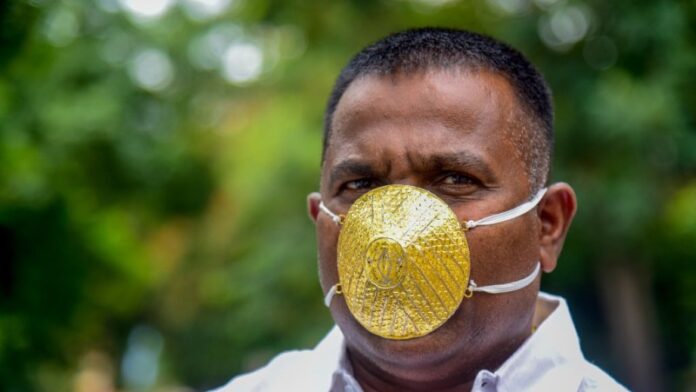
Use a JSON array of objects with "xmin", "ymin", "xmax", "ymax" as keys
[
  {"xmin": 118, "ymin": 0, "xmax": 175, "ymax": 20},
  {"xmin": 187, "ymin": 23, "xmax": 243, "ymax": 71},
  {"xmin": 181, "ymin": 0, "xmax": 235, "ymax": 21},
  {"xmin": 42, "ymin": 8, "xmax": 79, "ymax": 47},
  {"xmin": 538, "ymin": 4, "xmax": 592, "ymax": 51},
  {"xmin": 486, "ymin": 0, "xmax": 531, "ymax": 16},
  {"xmin": 221, "ymin": 42, "xmax": 263, "ymax": 84},
  {"xmin": 127, "ymin": 48, "xmax": 175, "ymax": 91},
  {"xmin": 121, "ymin": 326, "xmax": 164, "ymax": 390}
]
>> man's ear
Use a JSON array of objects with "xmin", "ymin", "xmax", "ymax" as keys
[
  {"xmin": 538, "ymin": 183, "xmax": 577, "ymax": 273},
  {"xmin": 307, "ymin": 192, "xmax": 322, "ymax": 223}
]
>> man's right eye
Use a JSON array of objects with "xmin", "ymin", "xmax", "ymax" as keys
[{"xmin": 344, "ymin": 178, "xmax": 378, "ymax": 191}]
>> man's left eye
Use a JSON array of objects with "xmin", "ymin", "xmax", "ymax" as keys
[{"xmin": 440, "ymin": 174, "xmax": 476, "ymax": 186}]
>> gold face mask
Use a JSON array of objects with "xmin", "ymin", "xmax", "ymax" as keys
[{"xmin": 320, "ymin": 184, "xmax": 546, "ymax": 340}]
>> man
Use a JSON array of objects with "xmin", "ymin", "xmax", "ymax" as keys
[{"xmin": 216, "ymin": 28, "xmax": 627, "ymax": 391}]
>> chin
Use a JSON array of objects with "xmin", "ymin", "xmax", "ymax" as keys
[{"xmin": 335, "ymin": 303, "xmax": 478, "ymax": 371}]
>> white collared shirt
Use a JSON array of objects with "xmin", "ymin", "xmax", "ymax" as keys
[{"xmin": 214, "ymin": 292, "xmax": 628, "ymax": 391}]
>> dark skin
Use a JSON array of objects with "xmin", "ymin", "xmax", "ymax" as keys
[{"xmin": 307, "ymin": 69, "xmax": 577, "ymax": 391}]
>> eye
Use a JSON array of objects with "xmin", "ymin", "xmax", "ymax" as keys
[
  {"xmin": 439, "ymin": 173, "xmax": 477, "ymax": 186},
  {"xmin": 344, "ymin": 178, "xmax": 379, "ymax": 191},
  {"xmin": 433, "ymin": 173, "xmax": 483, "ymax": 199}
]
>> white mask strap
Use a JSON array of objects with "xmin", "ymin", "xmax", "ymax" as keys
[
  {"xmin": 464, "ymin": 188, "xmax": 547, "ymax": 230},
  {"xmin": 467, "ymin": 261, "xmax": 541, "ymax": 295},
  {"xmin": 319, "ymin": 201, "xmax": 343, "ymax": 225},
  {"xmin": 319, "ymin": 202, "xmax": 344, "ymax": 308},
  {"xmin": 326, "ymin": 262, "xmax": 541, "ymax": 306},
  {"xmin": 324, "ymin": 283, "xmax": 342, "ymax": 307}
]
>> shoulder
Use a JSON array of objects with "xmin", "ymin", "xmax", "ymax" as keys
[
  {"xmin": 498, "ymin": 292, "xmax": 630, "ymax": 392},
  {"xmin": 577, "ymin": 362, "xmax": 630, "ymax": 392},
  {"xmin": 210, "ymin": 326, "xmax": 345, "ymax": 392},
  {"xmin": 503, "ymin": 358, "xmax": 630, "ymax": 392},
  {"xmin": 210, "ymin": 349, "xmax": 315, "ymax": 392}
]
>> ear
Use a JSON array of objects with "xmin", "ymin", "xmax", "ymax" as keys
[
  {"xmin": 538, "ymin": 183, "xmax": 577, "ymax": 273},
  {"xmin": 307, "ymin": 192, "xmax": 322, "ymax": 223}
]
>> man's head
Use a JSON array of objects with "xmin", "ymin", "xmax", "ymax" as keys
[
  {"xmin": 323, "ymin": 27, "xmax": 554, "ymax": 192},
  {"xmin": 307, "ymin": 27, "xmax": 576, "ymax": 388}
]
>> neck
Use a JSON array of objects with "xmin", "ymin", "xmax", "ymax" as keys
[
  {"xmin": 350, "ymin": 357, "xmax": 474, "ymax": 392},
  {"xmin": 346, "ymin": 330, "xmax": 531, "ymax": 392}
]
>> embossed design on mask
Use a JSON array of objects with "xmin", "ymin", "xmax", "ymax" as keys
[
  {"xmin": 337, "ymin": 185, "xmax": 470, "ymax": 340},
  {"xmin": 364, "ymin": 238, "xmax": 408, "ymax": 289}
]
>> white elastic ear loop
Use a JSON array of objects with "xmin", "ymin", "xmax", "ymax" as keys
[
  {"xmin": 326, "ymin": 263, "xmax": 541, "ymax": 306},
  {"xmin": 319, "ymin": 201, "xmax": 342, "ymax": 308},
  {"xmin": 468, "ymin": 262, "xmax": 541, "ymax": 294},
  {"xmin": 324, "ymin": 284, "xmax": 341, "ymax": 307},
  {"xmin": 465, "ymin": 188, "xmax": 547, "ymax": 230},
  {"xmin": 319, "ymin": 201, "xmax": 343, "ymax": 225}
]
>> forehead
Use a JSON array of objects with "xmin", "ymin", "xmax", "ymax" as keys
[
  {"xmin": 332, "ymin": 69, "xmax": 517, "ymax": 135},
  {"xmin": 324, "ymin": 70, "xmax": 527, "ymax": 184}
]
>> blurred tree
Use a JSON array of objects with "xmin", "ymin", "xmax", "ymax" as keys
[{"xmin": 0, "ymin": 0, "xmax": 693, "ymax": 391}]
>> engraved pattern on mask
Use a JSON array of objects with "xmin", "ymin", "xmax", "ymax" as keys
[
  {"xmin": 365, "ymin": 238, "xmax": 407, "ymax": 289},
  {"xmin": 337, "ymin": 185, "xmax": 470, "ymax": 340}
]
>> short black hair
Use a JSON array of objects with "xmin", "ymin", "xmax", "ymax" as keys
[{"xmin": 322, "ymin": 27, "xmax": 554, "ymax": 192}]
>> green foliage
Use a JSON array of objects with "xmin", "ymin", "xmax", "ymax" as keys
[{"xmin": 0, "ymin": 0, "xmax": 694, "ymax": 391}]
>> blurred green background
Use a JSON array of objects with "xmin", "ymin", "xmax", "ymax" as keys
[{"xmin": 0, "ymin": 0, "xmax": 694, "ymax": 391}]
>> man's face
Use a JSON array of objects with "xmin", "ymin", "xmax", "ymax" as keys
[{"xmin": 312, "ymin": 69, "xmax": 543, "ymax": 374}]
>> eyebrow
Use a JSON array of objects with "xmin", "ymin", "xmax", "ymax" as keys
[
  {"xmin": 328, "ymin": 151, "xmax": 496, "ymax": 188},
  {"xmin": 417, "ymin": 151, "xmax": 496, "ymax": 181}
]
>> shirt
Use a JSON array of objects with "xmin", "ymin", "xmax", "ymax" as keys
[{"xmin": 213, "ymin": 292, "xmax": 629, "ymax": 391}]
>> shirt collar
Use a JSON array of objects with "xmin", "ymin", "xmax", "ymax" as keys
[
  {"xmin": 484, "ymin": 292, "xmax": 586, "ymax": 392},
  {"xmin": 327, "ymin": 292, "xmax": 586, "ymax": 392}
]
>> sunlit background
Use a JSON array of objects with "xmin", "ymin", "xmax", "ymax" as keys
[{"xmin": 0, "ymin": 0, "xmax": 694, "ymax": 391}]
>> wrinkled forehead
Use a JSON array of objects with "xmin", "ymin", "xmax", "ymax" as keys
[{"xmin": 323, "ymin": 69, "xmax": 526, "ymax": 176}]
